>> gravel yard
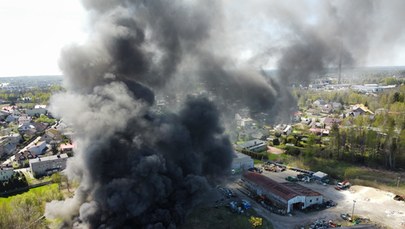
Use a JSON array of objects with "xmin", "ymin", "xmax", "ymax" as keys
[{"xmin": 229, "ymin": 169, "xmax": 405, "ymax": 229}]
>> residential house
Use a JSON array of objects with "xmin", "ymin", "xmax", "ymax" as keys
[
  {"xmin": 313, "ymin": 99, "xmax": 326, "ymax": 107},
  {"xmin": 27, "ymin": 141, "xmax": 47, "ymax": 155},
  {"xmin": 18, "ymin": 123, "xmax": 36, "ymax": 132},
  {"xmin": 43, "ymin": 128, "xmax": 63, "ymax": 143},
  {"xmin": 26, "ymin": 105, "xmax": 47, "ymax": 117},
  {"xmin": 18, "ymin": 115, "xmax": 31, "ymax": 125},
  {"xmin": 1, "ymin": 105, "xmax": 18, "ymax": 114},
  {"xmin": 0, "ymin": 167, "xmax": 14, "ymax": 181},
  {"xmin": 59, "ymin": 143, "xmax": 74, "ymax": 154},
  {"xmin": 321, "ymin": 104, "xmax": 333, "ymax": 114},
  {"xmin": 323, "ymin": 117, "xmax": 341, "ymax": 130},
  {"xmin": 0, "ymin": 111, "xmax": 9, "ymax": 120},
  {"xmin": 57, "ymin": 121, "xmax": 74, "ymax": 138},
  {"xmin": 349, "ymin": 104, "xmax": 374, "ymax": 117},
  {"xmin": 332, "ymin": 102, "xmax": 343, "ymax": 110},
  {"xmin": 309, "ymin": 128, "xmax": 329, "ymax": 136},
  {"xmin": 0, "ymin": 138, "xmax": 17, "ymax": 158},
  {"xmin": 306, "ymin": 108, "xmax": 319, "ymax": 116},
  {"xmin": 32, "ymin": 122, "xmax": 48, "ymax": 133},
  {"xmin": 301, "ymin": 118, "xmax": 312, "ymax": 126},
  {"xmin": 14, "ymin": 151, "xmax": 36, "ymax": 166},
  {"xmin": 5, "ymin": 114, "xmax": 18, "ymax": 123},
  {"xmin": 6, "ymin": 133, "xmax": 21, "ymax": 144},
  {"xmin": 29, "ymin": 154, "xmax": 68, "ymax": 177}
]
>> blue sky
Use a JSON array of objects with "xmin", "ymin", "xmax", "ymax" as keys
[{"xmin": 0, "ymin": 0, "xmax": 86, "ymax": 77}]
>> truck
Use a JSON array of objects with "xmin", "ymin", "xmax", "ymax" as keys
[{"xmin": 335, "ymin": 180, "xmax": 351, "ymax": 190}]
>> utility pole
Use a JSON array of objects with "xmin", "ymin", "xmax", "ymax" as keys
[{"xmin": 351, "ymin": 200, "xmax": 356, "ymax": 222}]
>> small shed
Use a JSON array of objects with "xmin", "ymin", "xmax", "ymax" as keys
[{"xmin": 312, "ymin": 171, "xmax": 328, "ymax": 181}]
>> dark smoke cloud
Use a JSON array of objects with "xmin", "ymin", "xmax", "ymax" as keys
[
  {"xmin": 47, "ymin": 0, "xmax": 405, "ymax": 228},
  {"xmin": 47, "ymin": 0, "xmax": 237, "ymax": 227},
  {"xmin": 48, "ymin": 85, "xmax": 233, "ymax": 228}
]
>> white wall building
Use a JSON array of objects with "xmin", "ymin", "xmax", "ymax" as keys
[
  {"xmin": 232, "ymin": 152, "xmax": 254, "ymax": 172},
  {"xmin": 29, "ymin": 154, "xmax": 68, "ymax": 177},
  {"xmin": 238, "ymin": 140, "xmax": 267, "ymax": 152}
]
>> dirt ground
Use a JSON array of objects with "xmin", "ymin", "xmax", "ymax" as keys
[
  {"xmin": 229, "ymin": 169, "xmax": 405, "ymax": 229},
  {"xmin": 267, "ymin": 146, "xmax": 285, "ymax": 155}
]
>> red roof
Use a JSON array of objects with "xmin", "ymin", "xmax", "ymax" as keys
[
  {"xmin": 281, "ymin": 182, "xmax": 321, "ymax": 196},
  {"xmin": 242, "ymin": 172, "xmax": 321, "ymax": 201},
  {"xmin": 242, "ymin": 172, "xmax": 298, "ymax": 201}
]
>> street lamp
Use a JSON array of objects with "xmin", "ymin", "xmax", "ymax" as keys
[{"xmin": 351, "ymin": 200, "xmax": 356, "ymax": 222}]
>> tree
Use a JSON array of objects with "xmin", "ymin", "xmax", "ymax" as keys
[
  {"xmin": 392, "ymin": 92, "xmax": 400, "ymax": 103},
  {"xmin": 51, "ymin": 173, "xmax": 62, "ymax": 190},
  {"xmin": 330, "ymin": 122, "xmax": 340, "ymax": 159}
]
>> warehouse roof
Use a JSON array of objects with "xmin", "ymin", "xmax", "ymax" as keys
[
  {"xmin": 243, "ymin": 172, "xmax": 322, "ymax": 201},
  {"xmin": 281, "ymin": 182, "xmax": 322, "ymax": 197},
  {"xmin": 242, "ymin": 172, "xmax": 299, "ymax": 201}
]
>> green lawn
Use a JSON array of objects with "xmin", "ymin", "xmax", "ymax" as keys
[
  {"xmin": 0, "ymin": 183, "xmax": 62, "ymax": 205},
  {"xmin": 0, "ymin": 184, "xmax": 63, "ymax": 228},
  {"xmin": 23, "ymin": 171, "xmax": 52, "ymax": 185}
]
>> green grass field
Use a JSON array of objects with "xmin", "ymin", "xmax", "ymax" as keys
[
  {"xmin": 0, "ymin": 184, "xmax": 63, "ymax": 229},
  {"xmin": 0, "ymin": 183, "xmax": 62, "ymax": 205}
]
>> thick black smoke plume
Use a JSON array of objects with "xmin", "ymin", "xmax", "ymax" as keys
[{"xmin": 46, "ymin": 1, "xmax": 237, "ymax": 228}]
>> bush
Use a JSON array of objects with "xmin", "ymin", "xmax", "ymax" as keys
[{"xmin": 285, "ymin": 146, "xmax": 301, "ymax": 156}]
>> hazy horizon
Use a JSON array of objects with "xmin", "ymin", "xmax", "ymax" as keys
[{"xmin": 1, "ymin": 65, "xmax": 405, "ymax": 78}]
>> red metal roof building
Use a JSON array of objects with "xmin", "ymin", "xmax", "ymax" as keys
[{"xmin": 242, "ymin": 172, "xmax": 323, "ymax": 213}]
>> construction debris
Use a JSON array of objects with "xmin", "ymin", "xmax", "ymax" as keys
[
  {"xmin": 249, "ymin": 216, "xmax": 263, "ymax": 228},
  {"xmin": 304, "ymin": 219, "xmax": 342, "ymax": 229},
  {"xmin": 262, "ymin": 162, "xmax": 286, "ymax": 172}
]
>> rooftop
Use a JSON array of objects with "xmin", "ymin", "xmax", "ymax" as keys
[
  {"xmin": 238, "ymin": 140, "xmax": 266, "ymax": 149},
  {"xmin": 0, "ymin": 167, "xmax": 14, "ymax": 171},
  {"xmin": 243, "ymin": 172, "xmax": 299, "ymax": 201},
  {"xmin": 281, "ymin": 182, "xmax": 322, "ymax": 197},
  {"xmin": 60, "ymin": 143, "xmax": 74, "ymax": 150},
  {"xmin": 29, "ymin": 153, "xmax": 68, "ymax": 164},
  {"xmin": 243, "ymin": 172, "xmax": 322, "ymax": 200}
]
